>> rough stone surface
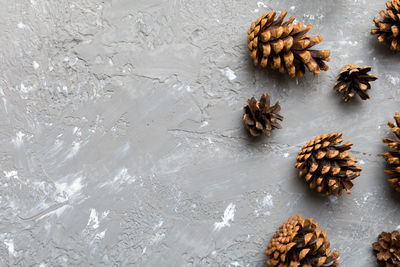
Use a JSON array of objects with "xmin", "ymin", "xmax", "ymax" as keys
[{"xmin": 0, "ymin": 0, "xmax": 399, "ymax": 266}]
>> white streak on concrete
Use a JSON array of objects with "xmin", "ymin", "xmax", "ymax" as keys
[
  {"xmin": 95, "ymin": 230, "xmax": 106, "ymax": 240},
  {"xmin": 214, "ymin": 203, "xmax": 236, "ymax": 231},
  {"xmin": 11, "ymin": 131, "xmax": 25, "ymax": 147},
  {"xmin": 4, "ymin": 170, "xmax": 18, "ymax": 179},
  {"xmin": 220, "ymin": 67, "xmax": 237, "ymax": 81},
  {"xmin": 386, "ymin": 74, "xmax": 400, "ymax": 85},
  {"xmin": 87, "ymin": 209, "xmax": 100, "ymax": 229},
  {"xmin": 66, "ymin": 141, "xmax": 81, "ymax": 160},
  {"xmin": 113, "ymin": 167, "xmax": 135, "ymax": 184},
  {"xmin": 262, "ymin": 194, "xmax": 273, "ymax": 207},
  {"xmin": 4, "ymin": 239, "xmax": 16, "ymax": 256},
  {"xmin": 55, "ymin": 177, "xmax": 83, "ymax": 201}
]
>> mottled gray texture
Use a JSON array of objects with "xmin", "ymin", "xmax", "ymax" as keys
[{"xmin": 0, "ymin": 0, "xmax": 399, "ymax": 266}]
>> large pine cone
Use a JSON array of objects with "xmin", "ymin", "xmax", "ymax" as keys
[
  {"xmin": 333, "ymin": 64, "xmax": 378, "ymax": 102},
  {"xmin": 382, "ymin": 112, "xmax": 400, "ymax": 191},
  {"xmin": 372, "ymin": 231, "xmax": 400, "ymax": 266},
  {"xmin": 295, "ymin": 133, "xmax": 362, "ymax": 196},
  {"xmin": 243, "ymin": 93, "xmax": 283, "ymax": 137},
  {"xmin": 247, "ymin": 11, "xmax": 330, "ymax": 77},
  {"xmin": 371, "ymin": 0, "xmax": 400, "ymax": 50},
  {"xmin": 266, "ymin": 214, "xmax": 340, "ymax": 267}
]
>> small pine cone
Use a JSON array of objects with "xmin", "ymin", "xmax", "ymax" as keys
[
  {"xmin": 295, "ymin": 133, "xmax": 362, "ymax": 196},
  {"xmin": 333, "ymin": 64, "xmax": 378, "ymax": 102},
  {"xmin": 266, "ymin": 214, "xmax": 340, "ymax": 267},
  {"xmin": 382, "ymin": 112, "xmax": 400, "ymax": 191},
  {"xmin": 247, "ymin": 11, "xmax": 330, "ymax": 77},
  {"xmin": 243, "ymin": 93, "xmax": 283, "ymax": 137},
  {"xmin": 372, "ymin": 231, "xmax": 400, "ymax": 266},
  {"xmin": 371, "ymin": 0, "xmax": 400, "ymax": 50}
]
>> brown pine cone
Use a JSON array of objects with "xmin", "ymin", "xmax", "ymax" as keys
[
  {"xmin": 243, "ymin": 93, "xmax": 283, "ymax": 137},
  {"xmin": 266, "ymin": 214, "xmax": 340, "ymax": 267},
  {"xmin": 333, "ymin": 64, "xmax": 378, "ymax": 102},
  {"xmin": 371, "ymin": 0, "xmax": 400, "ymax": 50},
  {"xmin": 247, "ymin": 11, "xmax": 330, "ymax": 77},
  {"xmin": 382, "ymin": 112, "xmax": 400, "ymax": 191},
  {"xmin": 372, "ymin": 231, "xmax": 400, "ymax": 266},
  {"xmin": 295, "ymin": 133, "xmax": 362, "ymax": 196}
]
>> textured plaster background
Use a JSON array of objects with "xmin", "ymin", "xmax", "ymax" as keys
[{"xmin": 1, "ymin": 0, "xmax": 400, "ymax": 266}]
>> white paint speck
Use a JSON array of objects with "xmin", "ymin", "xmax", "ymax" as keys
[
  {"xmin": 87, "ymin": 209, "xmax": 100, "ymax": 229},
  {"xmin": 4, "ymin": 170, "xmax": 18, "ymax": 179},
  {"xmin": 95, "ymin": 230, "xmax": 106, "ymax": 240},
  {"xmin": 200, "ymin": 121, "xmax": 208, "ymax": 128},
  {"xmin": 33, "ymin": 61, "xmax": 40, "ymax": 70},
  {"xmin": 17, "ymin": 22, "xmax": 27, "ymax": 29},
  {"xmin": 283, "ymin": 153, "xmax": 289, "ymax": 158},
  {"xmin": 66, "ymin": 141, "xmax": 81, "ymax": 160},
  {"xmin": 4, "ymin": 239, "xmax": 16, "ymax": 256},
  {"xmin": 386, "ymin": 74, "xmax": 400, "ymax": 85},
  {"xmin": 257, "ymin": 1, "xmax": 267, "ymax": 8},
  {"xmin": 396, "ymin": 225, "xmax": 400, "ymax": 230},
  {"xmin": 113, "ymin": 167, "xmax": 135, "ymax": 185},
  {"xmin": 11, "ymin": 131, "xmax": 25, "ymax": 147},
  {"xmin": 262, "ymin": 194, "xmax": 273, "ymax": 207},
  {"xmin": 359, "ymin": 159, "xmax": 365, "ymax": 165},
  {"xmin": 214, "ymin": 203, "xmax": 236, "ymax": 231},
  {"xmin": 220, "ymin": 67, "xmax": 237, "ymax": 81},
  {"xmin": 290, "ymin": 6, "xmax": 296, "ymax": 11},
  {"xmin": 151, "ymin": 219, "xmax": 165, "ymax": 244},
  {"xmin": 55, "ymin": 177, "xmax": 83, "ymax": 201}
]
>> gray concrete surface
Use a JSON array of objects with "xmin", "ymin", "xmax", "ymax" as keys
[{"xmin": 0, "ymin": 0, "xmax": 400, "ymax": 266}]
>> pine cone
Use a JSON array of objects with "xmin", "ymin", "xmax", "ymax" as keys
[
  {"xmin": 247, "ymin": 11, "xmax": 330, "ymax": 77},
  {"xmin": 295, "ymin": 133, "xmax": 362, "ymax": 196},
  {"xmin": 372, "ymin": 231, "xmax": 400, "ymax": 266},
  {"xmin": 243, "ymin": 93, "xmax": 283, "ymax": 137},
  {"xmin": 371, "ymin": 0, "xmax": 400, "ymax": 50},
  {"xmin": 266, "ymin": 214, "xmax": 340, "ymax": 267},
  {"xmin": 333, "ymin": 64, "xmax": 378, "ymax": 102},
  {"xmin": 382, "ymin": 112, "xmax": 400, "ymax": 191}
]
